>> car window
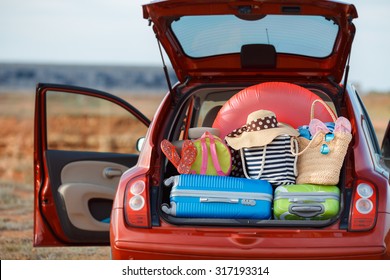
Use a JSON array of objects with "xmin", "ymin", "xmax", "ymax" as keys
[
  {"xmin": 46, "ymin": 91, "xmax": 148, "ymax": 154},
  {"xmin": 171, "ymin": 15, "xmax": 339, "ymax": 58},
  {"xmin": 356, "ymin": 91, "xmax": 381, "ymax": 155}
]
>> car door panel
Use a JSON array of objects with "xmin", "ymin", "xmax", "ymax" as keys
[
  {"xmin": 34, "ymin": 84, "xmax": 150, "ymax": 246},
  {"xmin": 46, "ymin": 151, "xmax": 133, "ymax": 236}
]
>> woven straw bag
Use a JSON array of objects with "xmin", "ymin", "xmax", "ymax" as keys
[{"xmin": 293, "ymin": 100, "xmax": 352, "ymax": 185}]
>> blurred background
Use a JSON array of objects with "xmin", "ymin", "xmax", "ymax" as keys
[{"xmin": 0, "ymin": 0, "xmax": 389, "ymax": 259}]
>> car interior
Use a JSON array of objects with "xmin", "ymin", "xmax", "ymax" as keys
[{"xmin": 158, "ymin": 81, "xmax": 350, "ymax": 228}]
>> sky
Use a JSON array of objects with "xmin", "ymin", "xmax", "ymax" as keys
[{"xmin": 0, "ymin": 0, "xmax": 389, "ymax": 93}]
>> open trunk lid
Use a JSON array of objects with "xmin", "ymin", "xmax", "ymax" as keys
[{"xmin": 143, "ymin": 0, "xmax": 357, "ymax": 85}]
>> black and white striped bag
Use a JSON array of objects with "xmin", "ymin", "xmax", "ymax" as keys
[{"xmin": 230, "ymin": 135, "xmax": 298, "ymax": 187}]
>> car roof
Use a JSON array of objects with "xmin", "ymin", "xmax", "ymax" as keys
[{"xmin": 143, "ymin": 0, "xmax": 358, "ymax": 84}]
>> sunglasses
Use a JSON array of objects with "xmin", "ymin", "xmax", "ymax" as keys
[{"xmin": 320, "ymin": 132, "xmax": 335, "ymax": 155}]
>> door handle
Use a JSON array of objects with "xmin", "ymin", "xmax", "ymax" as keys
[{"xmin": 103, "ymin": 167, "xmax": 123, "ymax": 179}]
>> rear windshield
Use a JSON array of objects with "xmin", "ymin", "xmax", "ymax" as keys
[{"xmin": 171, "ymin": 15, "xmax": 339, "ymax": 58}]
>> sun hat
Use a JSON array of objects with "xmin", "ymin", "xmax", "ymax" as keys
[{"xmin": 225, "ymin": 110, "xmax": 299, "ymax": 150}]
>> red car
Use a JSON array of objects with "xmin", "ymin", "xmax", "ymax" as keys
[{"xmin": 34, "ymin": 0, "xmax": 390, "ymax": 259}]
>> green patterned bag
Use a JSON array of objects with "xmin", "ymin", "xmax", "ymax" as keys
[{"xmin": 191, "ymin": 132, "xmax": 232, "ymax": 176}]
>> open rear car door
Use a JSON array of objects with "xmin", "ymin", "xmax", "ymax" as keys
[{"xmin": 33, "ymin": 84, "xmax": 150, "ymax": 246}]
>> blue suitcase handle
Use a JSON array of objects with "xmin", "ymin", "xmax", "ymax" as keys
[{"xmin": 200, "ymin": 197, "xmax": 239, "ymax": 204}]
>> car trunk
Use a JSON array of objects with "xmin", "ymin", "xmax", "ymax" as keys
[
  {"xmin": 145, "ymin": 0, "xmax": 358, "ymax": 228},
  {"xmin": 157, "ymin": 82, "xmax": 351, "ymax": 229}
]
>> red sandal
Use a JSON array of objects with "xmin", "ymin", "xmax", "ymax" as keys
[
  {"xmin": 160, "ymin": 139, "xmax": 180, "ymax": 168},
  {"xmin": 177, "ymin": 140, "xmax": 197, "ymax": 174}
]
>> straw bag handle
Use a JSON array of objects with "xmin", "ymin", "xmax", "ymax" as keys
[
  {"xmin": 200, "ymin": 132, "xmax": 229, "ymax": 176},
  {"xmin": 310, "ymin": 99, "xmax": 337, "ymax": 122},
  {"xmin": 291, "ymin": 99, "xmax": 338, "ymax": 156},
  {"xmin": 291, "ymin": 132, "xmax": 323, "ymax": 156}
]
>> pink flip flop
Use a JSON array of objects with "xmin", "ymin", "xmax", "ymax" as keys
[
  {"xmin": 309, "ymin": 118, "xmax": 330, "ymax": 136},
  {"xmin": 177, "ymin": 140, "xmax": 197, "ymax": 174},
  {"xmin": 160, "ymin": 139, "xmax": 181, "ymax": 168},
  {"xmin": 334, "ymin": 116, "xmax": 352, "ymax": 133}
]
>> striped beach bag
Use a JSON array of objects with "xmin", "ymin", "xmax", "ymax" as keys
[
  {"xmin": 230, "ymin": 135, "xmax": 299, "ymax": 187},
  {"xmin": 225, "ymin": 110, "xmax": 299, "ymax": 188}
]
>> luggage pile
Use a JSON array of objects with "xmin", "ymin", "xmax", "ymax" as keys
[{"xmin": 160, "ymin": 99, "xmax": 352, "ymax": 222}]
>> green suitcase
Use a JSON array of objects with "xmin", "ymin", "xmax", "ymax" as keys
[{"xmin": 273, "ymin": 184, "xmax": 340, "ymax": 220}]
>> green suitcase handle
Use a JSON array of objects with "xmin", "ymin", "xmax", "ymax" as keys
[{"xmin": 289, "ymin": 204, "xmax": 325, "ymax": 218}]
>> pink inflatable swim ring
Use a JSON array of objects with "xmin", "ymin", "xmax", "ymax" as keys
[{"xmin": 212, "ymin": 82, "xmax": 336, "ymax": 139}]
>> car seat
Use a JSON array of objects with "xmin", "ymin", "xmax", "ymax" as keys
[{"xmin": 202, "ymin": 105, "xmax": 223, "ymax": 127}]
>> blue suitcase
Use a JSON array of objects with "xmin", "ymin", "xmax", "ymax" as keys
[{"xmin": 162, "ymin": 174, "xmax": 273, "ymax": 219}]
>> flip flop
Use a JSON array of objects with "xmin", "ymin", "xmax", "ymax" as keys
[
  {"xmin": 334, "ymin": 116, "xmax": 352, "ymax": 133},
  {"xmin": 177, "ymin": 140, "xmax": 197, "ymax": 174},
  {"xmin": 309, "ymin": 118, "xmax": 330, "ymax": 136},
  {"xmin": 160, "ymin": 139, "xmax": 180, "ymax": 168}
]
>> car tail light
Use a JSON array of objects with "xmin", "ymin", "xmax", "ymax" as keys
[
  {"xmin": 349, "ymin": 182, "xmax": 377, "ymax": 231},
  {"xmin": 124, "ymin": 177, "xmax": 151, "ymax": 228}
]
